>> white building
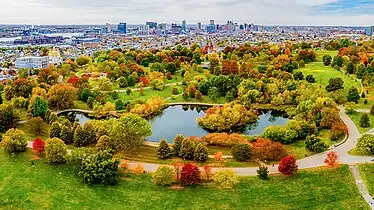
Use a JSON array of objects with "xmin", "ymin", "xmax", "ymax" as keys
[
  {"xmin": 138, "ymin": 25, "xmax": 150, "ymax": 35},
  {"xmin": 48, "ymin": 48, "xmax": 63, "ymax": 65},
  {"xmin": 15, "ymin": 56, "xmax": 49, "ymax": 69}
]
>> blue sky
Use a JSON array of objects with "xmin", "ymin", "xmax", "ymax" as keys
[{"xmin": 1, "ymin": 0, "xmax": 374, "ymax": 25}]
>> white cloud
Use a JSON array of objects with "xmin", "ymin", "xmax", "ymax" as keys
[{"xmin": 0, "ymin": 0, "xmax": 373, "ymax": 25}]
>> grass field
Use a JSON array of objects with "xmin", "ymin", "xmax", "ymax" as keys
[
  {"xmin": 301, "ymin": 62, "xmax": 361, "ymax": 93},
  {"xmin": 0, "ymin": 149, "xmax": 368, "ymax": 210},
  {"xmin": 315, "ymin": 50, "xmax": 338, "ymax": 62},
  {"xmin": 358, "ymin": 164, "xmax": 374, "ymax": 196},
  {"xmin": 347, "ymin": 112, "xmax": 374, "ymax": 134}
]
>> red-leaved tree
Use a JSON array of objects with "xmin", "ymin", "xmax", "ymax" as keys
[
  {"xmin": 32, "ymin": 138, "xmax": 45, "ymax": 154},
  {"xmin": 324, "ymin": 151, "xmax": 339, "ymax": 167},
  {"xmin": 180, "ymin": 163, "xmax": 201, "ymax": 185},
  {"xmin": 278, "ymin": 155, "xmax": 298, "ymax": 176}
]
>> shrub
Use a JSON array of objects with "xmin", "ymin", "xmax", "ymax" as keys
[
  {"xmin": 213, "ymin": 169, "xmax": 239, "ymax": 189},
  {"xmin": 180, "ymin": 139, "xmax": 196, "ymax": 160},
  {"xmin": 96, "ymin": 135, "xmax": 114, "ymax": 151},
  {"xmin": 157, "ymin": 139, "xmax": 171, "ymax": 159},
  {"xmin": 357, "ymin": 134, "xmax": 374, "ymax": 155},
  {"xmin": 45, "ymin": 138, "xmax": 68, "ymax": 164},
  {"xmin": 172, "ymin": 87, "xmax": 179, "ymax": 95},
  {"xmin": 305, "ymin": 135, "xmax": 328, "ymax": 153},
  {"xmin": 152, "ymin": 165, "xmax": 175, "ymax": 186},
  {"xmin": 324, "ymin": 151, "xmax": 339, "ymax": 167},
  {"xmin": 180, "ymin": 163, "xmax": 201, "ymax": 185},
  {"xmin": 78, "ymin": 150, "xmax": 119, "ymax": 185},
  {"xmin": 83, "ymin": 122, "xmax": 97, "ymax": 144},
  {"xmin": 172, "ymin": 161, "xmax": 183, "ymax": 180},
  {"xmin": 1, "ymin": 128, "xmax": 27, "ymax": 153},
  {"xmin": 262, "ymin": 126, "xmax": 298, "ymax": 144},
  {"xmin": 50, "ymin": 122, "xmax": 62, "ymax": 138},
  {"xmin": 60, "ymin": 125, "xmax": 74, "ymax": 144},
  {"xmin": 359, "ymin": 114, "xmax": 371, "ymax": 128},
  {"xmin": 203, "ymin": 133, "xmax": 248, "ymax": 147},
  {"xmin": 371, "ymin": 105, "xmax": 374, "ymax": 115},
  {"xmin": 231, "ymin": 144, "xmax": 251, "ymax": 162},
  {"xmin": 29, "ymin": 117, "xmax": 44, "ymax": 135},
  {"xmin": 150, "ymin": 79, "xmax": 165, "ymax": 90},
  {"xmin": 32, "ymin": 138, "xmax": 45, "ymax": 154},
  {"xmin": 115, "ymin": 99, "xmax": 125, "ymax": 110},
  {"xmin": 74, "ymin": 125, "xmax": 88, "ymax": 147},
  {"xmin": 31, "ymin": 96, "xmax": 49, "ymax": 117},
  {"xmin": 251, "ymin": 138, "xmax": 287, "ymax": 161},
  {"xmin": 306, "ymin": 75, "xmax": 315, "ymax": 83},
  {"xmin": 278, "ymin": 155, "xmax": 298, "ymax": 176},
  {"xmin": 203, "ymin": 165, "xmax": 213, "ymax": 181},
  {"xmin": 173, "ymin": 134, "xmax": 185, "ymax": 156},
  {"xmin": 214, "ymin": 152, "xmax": 224, "ymax": 162},
  {"xmin": 118, "ymin": 76, "xmax": 128, "ymax": 88},
  {"xmin": 194, "ymin": 143, "xmax": 208, "ymax": 162},
  {"xmin": 257, "ymin": 165, "xmax": 269, "ymax": 180},
  {"xmin": 293, "ymin": 72, "xmax": 303, "ymax": 81}
]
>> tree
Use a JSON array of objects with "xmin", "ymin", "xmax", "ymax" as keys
[
  {"xmin": 324, "ymin": 151, "xmax": 339, "ymax": 167},
  {"xmin": 32, "ymin": 138, "xmax": 45, "ymax": 154},
  {"xmin": 251, "ymin": 138, "xmax": 287, "ymax": 161},
  {"xmin": 323, "ymin": 55, "xmax": 332, "ymax": 66},
  {"xmin": 180, "ymin": 163, "xmax": 201, "ymax": 185},
  {"xmin": 180, "ymin": 139, "xmax": 196, "ymax": 160},
  {"xmin": 150, "ymin": 79, "xmax": 165, "ymax": 90},
  {"xmin": 172, "ymin": 134, "xmax": 185, "ymax": 156},
  {"xmin": 213, "ymin": 169, "xmax": 239, "ymax": 189},
  {"xmin": 157, "ymin": 139, "xmax": 171, "ymax": 159},
  {"xmin": 359, "ymin": 113, "xmax": 371, "ymax": 128},
  {"xmin": 50, "ymin": 122, "xmax": 62, "ymax": 138},
  {"xmin": 60, "ymin": 125, "xmax": 74, "ymax": 144},
  {"xmin": 194, "ymin": 143, "xmax": 208, "ymax": 162},
  {"xmin": 257, "ymin": 165, "xmax": 269, "ymax": 180},
  {"xmin": 278, "ymin": 155, "xmax": 298, "ymax": 176},
  {"xmin": 306, "ymin": 75, "xmax": 315, "ymax": 83},
  {"xmin": 29, "ymin": 117, "xmax": 44, "ymax": 135},
  {"xmin": 4, "ymin": 78, "xmax": 34, "ymax": 100},
  {"xmin": 75, "ymin": 55, "xmax": 91, "ymax": 67},
  {"xmin": 346, "ymin": 61, "xmax": 355, "ymax": 74},
  {"xmin": 152, "ymin": 165, "xmax": 175, "ymax": 186},
  {"xmin": 325, "ymin": 78, "xmax": 344, "ymax": 92},
  {"xmin": 231, "ymin": 144, "xmax": 251, "ymax": 162},
  {"xmin": 109, "ymin": 114, "xmax": 152, "ymax": 153},
  {"xmin": 1, "ymin": 128, "xmax": 27, "ymax": 153},
  {"xmin": 31, "ymin": 96, "xmax": 49, "ymax": 117},
  {"xmin": 332, "ymin": 56, "xmax": 343, "ymax": 67},
  {"xmin": 370, "ymin": 105, "xmax": 374, "ymax": 115},
  {"xmin": 45, "ymin": 137, "xmax": 67, "ymax": 164},
  {"xmin": 357, "ymin": 134, "xmax": 374, "ymax": 155},
  {"xmin": 118, "ymin": 77, "xmax": 128, "ymax": 88},
  {"xmin": 347, "ymin": 87, "xmax": 360, "ymax": 103},
  {"xmin": 78, "ymin": 150, "xmax": 119, "ymax": 185},
  {"xmin": 305, "ymin": 135, "xmax": 328, "ymax": 152},
  {"xmin": 47, "ymin": 84, "xmax": 77, "ymax": 110},
  {"xmin": 37, "ymin": 67, "xmax": 59, "ymax": 85},
  {"xmin": 293, "ymin": 71, "xmax": 303, "ymax": 81},
  {"xmin": 115, "ymin": 99, "xmax": 125, "ymax": 110}
]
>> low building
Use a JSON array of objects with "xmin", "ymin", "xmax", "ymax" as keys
[
  {"xmin": 48, "ymin": 47, "xmax": 62, "ymax": 65},
  {"xmin": 15, "ymin": 56, "xmax": 49, "ymax": 69}
]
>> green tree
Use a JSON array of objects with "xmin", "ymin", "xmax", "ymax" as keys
[
  {"xmin": 31, "ymin": 96, "xmax": 49, "ymax": 117},
  {"xmin": 325, "ymin": 78, "xmax": 344, "ymax": 92},
  {"xmin": 305, "ymin": 135, "xmax": 328, "ymax": 152},
  {"xmin": 357, "ymin": 134, "xmax": 374, "ymax": 155},
  {"xmin": 194, "ymin": 143, "xmax": 208, "ymax": 162},
  {"xmin": 157, "ymin": 139, "xmax": 171, "ymax": 159},
  {"xmin": 180, "ymin": 139, "xmax": 196, "ymax": 160},
  {"xmin": 346, "ymin": 62, "xmax": 355, "ymax": 74},
  {"xmin": 359, "ymin": 114, "xmax": 371, "ymax": 128},
  {"xmin": 347, "ymin": 87, "xmax": 360, "ymax": 103},
  {"xmin": 50, "ymin": 122, "xmax": 62, "ymax": 138},
  {"xmin": 45, "ymin": 138, "xmax": 68, "ymax": 164},
  {"xmin": 0, "ymin": 104, "xmax": 19, "ymax": 132},
  {"xmin": 323, "ymin": 55, "xmax": 332, "ymax": 66},
  {"xmin": 1, "ymin": 128, "xmax": 27, "ymax": 153},
  {"xmin": 60, "ymin": 125, "xmax": 74, "ymax": 144}
]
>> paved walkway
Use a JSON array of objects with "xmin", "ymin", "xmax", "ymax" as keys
[{"xmin": 349, "ymin": 165, "xmax": 374, "ymax": 209}]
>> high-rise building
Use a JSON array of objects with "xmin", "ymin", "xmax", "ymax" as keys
[
  {"xmin": 210, "ymin": 20, "xmax": 215, "ymax": 25},
  {"xmin": 367, "ymin": 27, "xmax": 374, "ymax": 36},
  {"xmin": 146, "ymin": 22, "xmax": 157, "ymax": 29},
  {"xmin": 105, "ymin": 23, "xmax": 112, "ymax": 33},
  {"xmin": 118, "ymin": 22, "xmax": 127, "ymax": 34},
  {"xmin": 197, "ymin": 22, "xmax": 202, "ymax": 30},
  {"xmin": 182, "ymin": 20, "xmax": 186, "ymax": 32},
  {"xmin": 158, "ymin": 23, "xmax": 167, "ymax": 30},
  {"xmin": 139, "ymin": 24, "xmax": 150, "ymax": 35},
  {"xmin": 171, "ymin": 23, "xmax": 183, "ymax": 34}
]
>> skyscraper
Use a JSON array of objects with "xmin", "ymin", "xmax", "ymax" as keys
[
  {"xmin": 182, "ymin": 20, "xmax": 186, "ymax": 32},
  {"xmin": 366, "ymin": 27, "xmax": 373, "ymax": 36},
  {"xmin": 146, "ymin": 22, "xmax": 157, "ymax": 29},
  {"xmin": 118, "ymin": 22, "xmax": 127, "ymax": 34},
  {"xmin": 210, "ymin": 20, "xmax": 215, "ymax": 25},
  {"xmin": 197, "ymin": 22, "xmax": 202, "ymax": 30}
]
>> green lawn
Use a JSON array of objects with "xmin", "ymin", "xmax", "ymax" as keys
[
  {"xmin": 16, "ymin": 122, "xmax": 50, "ymax": 142},
  {"xmin": 301, "ymin": 62, "xmax": 361, "ymax": 93},
  {"xmin": 315, "ymin": 50, "xmax": 338, "ymax": 62},
  {"xmin": 0, "ymin": 149, "xmax": 368, "ymax": 209},
  {"xmin": 347, "ymin": 112, "xmax": 374, "ymax": 134},
  {"xmin": 358, "ymin": 164, "xmax": 374, "ymax": 196}
]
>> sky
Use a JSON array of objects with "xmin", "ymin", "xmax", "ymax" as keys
[{"xmin": 1, "ymin": 0, "xmax": 374, "ymax": 25}]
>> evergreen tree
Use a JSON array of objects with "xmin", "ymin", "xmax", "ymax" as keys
[
  {"xmin": 157, "ymin": 139, "xmax": 171, "ymax": 159},
  {"xmin": 360, "ymin": 114, "xmax": 371, "ymax": 128}
]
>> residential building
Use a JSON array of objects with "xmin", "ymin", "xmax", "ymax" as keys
[
  {"xmin": 48, "ymin": 47, "xmax": 62, "ymax": 65},
  {"xmin": 158, "ymin": 23, "xmax": 167, "ymax": 30},
  {"xmin": 139, "ymin": 25, "xmax": 150, "ymax": 35},
  {"xmin": 171, "ymin": 24, "xmax": 182, "ymax": 34},
  {"xmin": 15, "ymin": 56, "xmax": 49, "ymax": 69},
  {"xmin": 106, "ymin": 23, "xmax": 112, "ymax": 33},
  {"xmin": 118, "ymin": 22, "xmax": 127, "ymax": 34},
  {"xmin": 206, "ymin": 24, "xmax": 216, "ymax": 33},
  {"xmin": 146, "ymin": 22, "xmax": 157, "ymax": 29}
]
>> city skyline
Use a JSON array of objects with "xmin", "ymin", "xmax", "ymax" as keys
[{"xmin": 2, "ymin": 0, "xmax": 374, "ymax": 26}]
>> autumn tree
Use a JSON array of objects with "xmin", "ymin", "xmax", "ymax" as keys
[
  {"xmin": 47, "ymin": 84, "xmax": 77, "ymax": 110},
  {"xmin": 37, "ymin": 66, "xmax": 59, "ymax": 85},
  {"xmin": 278, "ymin": 155, "xmax": 298, "ymax": 176},
  {"xmin": 325, "ymin": 78, "xmax": 344, "ymax": 92},
  {"xmin": 75, "ymin": 55, "xmax": 91, "ymax": 67},
  {"xmin": 4, "ymin": 78, "xmax": 34, "ymax": 100},
  {"xmin": 324, "ymin": 151, "xmax": 339, "ymax": 167}
]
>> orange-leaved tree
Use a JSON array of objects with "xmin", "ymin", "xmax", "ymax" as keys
[{"xmin": 324, "ymin": 151, "xmax": 339, "ymax": 167}]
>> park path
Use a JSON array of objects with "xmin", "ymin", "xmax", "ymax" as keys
[{"xmin": 349, "ymin": 165, "xmax": 374, "ymax": 209}]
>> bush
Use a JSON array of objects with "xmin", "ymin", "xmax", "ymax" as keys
[
  {"xmin": 180, "ymin": 163, "xmax": 201, "ymax": 185},
  {"xmin": 371, "ymin": 105, "xmax": 374, "ymax": 115},
  {"xmin": 150, "ymin": 79, "xmax": 165, "ymax": 90},
  {"xmin": 293, "ymin": 72, "xmax": 303, "ymax": 81},
  {"xmin": 118, "ymin": 76, "xmax": 128, "ymax": 88},
  {"xmin": 157, "ymin": 139, "xmax": 171, "ymax": 159},
  {"xmin": 194, "ymin": 143, "xmax": 208, "ymax": 162},
  {"xmin": 213, "ymin": 169, "xmax": 239, "ymax": 189},
  {"xmin": 360, "ymin": 113, "xmax": 371, "ymax": 128},
  {"xmin": 1, "ymin": 128, "xmax": 27, "ymax": 153},
  {"xmin": 257, "ymin": 165, "xmax": 269, "ymax": 180},
  {"xmin": 152, "ymin": 165, "xmax": 175, "ymax": 186},
  {"xmin": 60, "ymin": 125, "xmax": 74, "ymax": 144},
  {"xmin": 251, "ymin": 138, "xmax": 287, "ymax": 161},
  {"xmin": 306, "ymin": 75, "xmax": 315, "ymax": 83},
  {"xmin": 50, "ymin": 122, "xmax": 62, "ymax": 138},
  {"xmin": 115, "ymin": 99, "xmax": 125, "ymax": 110},
  {"xmin": 45, "ymin": 138, "xmax": 68, "ymax": 164},
  {"xmin": 29, "ymin": 117, "xmax": 44, "ymax": 135},
  {"xmin": 231, "ymin": 144, "xmax": 251, "ymax": 162},
  {"xmin": 180, "ymin": 139, "xmax": 196, "ymax": 160},
  {"xmin": 278, "ymin": 155, "xmax": 298, "ymax": 176},
  {"xmin": 173, "ymin": 134, "xmax": 185, "ymax": 156},
  {"xmin": 96, "ymin": 135, "xmax": 114, "ymax": 151},
  {"xmin": 32, "ymin": 138, "xmax": 45, "ymax": 154},
  {"xmin": 262, "ymin": 126, "xmax": 298, "ymax": 144},
  {"xmin": 203, "ymin": 133, "xmax": 248, "ymax": 147},
  {"xmin": 74, "ymin": 125, "xmax": 87, "ymax": 147},
  {"xmin": 357, "ymin": 134, "xmax": 374, "ymax": 155},
  {"xmin": 305, "ymin": 135, "xmax": 328, "ymax": 153},
  {"xmin": 78, "ymin": 150, "xmax": 119, "ymax": 185}
]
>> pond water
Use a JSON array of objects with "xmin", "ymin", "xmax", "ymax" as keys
[{"xmin": 59, "ymin": 105, "xmax": 289, "ymax": 143}]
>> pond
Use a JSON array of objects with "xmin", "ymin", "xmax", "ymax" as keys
[{"xmin": 59, "ymin": 105, "xmax": 289, "ymax": 143}]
